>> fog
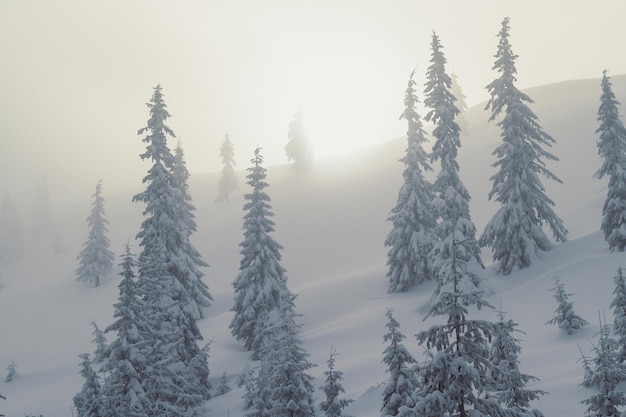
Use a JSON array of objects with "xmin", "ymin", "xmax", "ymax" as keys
[{"xmin": 1, "ymin": 0, "xmax": 625, "ymax": 209}]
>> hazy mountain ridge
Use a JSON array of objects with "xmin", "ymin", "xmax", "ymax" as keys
[{"xmin": 1, "ymin": 75, "xmax": 626, "ymax": 416}]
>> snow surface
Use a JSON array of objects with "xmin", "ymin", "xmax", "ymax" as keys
[{"xmin": 2, "ymin": 75, "xmax": 626, "ymax": 416}]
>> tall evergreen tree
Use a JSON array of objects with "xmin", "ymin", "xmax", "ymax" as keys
[
  {"xmin": 319, "ymin": 347, "xmax": 353, "ymax": 417},
  {"xmin": 132, "ymin": 85, "xmax": 211, "ymax": 415},
  {"xmin": 172, "ymin": 141, "xmax": 212, "ymax": 319},
  {"xmin": 216, "ymin": 134, "xmax": 239, "ymax": 203},
  {"xmin": 424, "ymin": 32, "xmax": 483, "ymax": 301},
  {"xmin": 75, "ymin": 180, "xmax": 114, "ymax": 287},
  {"xmin": 100, "ymin": 245, "xmax": 149, "ymax": 417},
  {"xmin": 285, "ymin": 109, "xmax": 314, "ymax": 173},
  {"xmin": 230, "ymin": 147, "xmax": 291, "ymax": 359},
  {"xmin": 546, "ymin": 276, "xmax": 589, "ymax": 335},
  {"xmin": 74, "ymin": 353, "xmax": 104, "ymax": 417},
  {"xmin": 385, "ymin": 69, "xmax": 437, "ymax": 292},
  {"xmin": 610, "ymin": 267, "xmax": 626, "ymax": 363},
  {"xmin": 380, "ymin": 308, "xmax": 418, "ymax": 417},
  {"xmin": 489, "ymin": 309, "xmax": 545, "ymax": 410},
  {"xmin": 412, "ymin": 237, "xmax": 530, "ymax": 417},
  {"xmin": 0, "ymin": 195, "xmax": 24, "ymax": 266},
  {"xmin": 595, "ymin": 70, "xmax": 626, "ymax": 251},
  {"xmin": 480, "ymin": 17, "xmax": 568, "ymax": 275},
  {"xmin": 253, "ymin": 293, "xmax": 316, "ymax": 417},
  {"xmin": 580, "ymin": 321, "xmax": 626, "ymax": 417}
]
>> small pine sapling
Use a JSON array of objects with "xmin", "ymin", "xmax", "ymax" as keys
[
  {"xmin": 4, "ymin": 359, "xmax": 17, "ymax": 383},
  {"xmin": 546, "ymin": 276, "xmax": 589, "ymax": 334},
  {"xmin": 214, "ymin": 371, "xmax": 232, "ymax": 396},
  {"xmin": 319, "ymin": 347, "xmax": 353, "ymax": 417},
  {"xmin": 238, "ymin": 365, "xmax": 256, "ymax": 409},
  {"xmin": 580, "ymin": 319, "xmax": 626, "ymax": 417}
]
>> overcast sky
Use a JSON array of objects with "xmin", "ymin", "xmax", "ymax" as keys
[{"xmin": 1, "ymin": 0, "xmax": 626, "ymax": 205}]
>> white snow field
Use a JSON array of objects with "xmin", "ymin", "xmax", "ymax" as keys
[{"xmin": 1, "ymin": 75, "xmax": 626, "ymax": 416}]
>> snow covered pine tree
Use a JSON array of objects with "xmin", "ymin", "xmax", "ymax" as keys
[
  {"xmin": 385, "ymin": 69, "xmax": 437, "ymax": 292},
  {"xmin": 595, "ymin": 70, "xmax": 626, "ymax": 252},
  {"xmin": 75, "ymin": 180, "xmax": 114, "ymax": 287},
  {"xmin": 319, "ymin": 347, "xmax": 353, "ymax": 417},
  {"xmin": 480, "ymin": 17, "xmax": 567, "ymax": 275}
]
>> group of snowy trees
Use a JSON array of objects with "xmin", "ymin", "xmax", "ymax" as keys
[
  {"xmin": 386, "ymin": 17, "xmax": 569, "ymax": 293},
  {"xmin": 75, "ymin": 85, "xmax": 212, "ymax": 417},
  {"xmin": 215, "ymin": 109, "xmax": 314, "ymax": 204}
]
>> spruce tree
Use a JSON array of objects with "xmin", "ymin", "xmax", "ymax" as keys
[
  {"xmin": 424, "ymin": 32, "xmax": 483, "ymax": 300},
  {"xmin": 285, "ymin": 109, "xmax": 313, "ymax": 173},
  {"xmin": 480, "ymin": 17, "xmax": 568, "ymax": 275},
  {"xmin": 172, "ymin": 141, "xmax": 212, "ymax": 319},
  {"xmin": 230, "ymin": 147, "xmax": 291, "ymax": 359},
  {"xmin": 380, "ymin": 308, "xmax": 418, "ymax": 417},
  {"xmin": 4, "ymin": 359, "xmax": 16, "ymax": 383},
  {"xmin": 89, "ymin": 321, "xmax": 107, "ymax": 364},
  {"xmin": 610, "ymin": 267, "xmax": 626, "ymax": 363},
  {"xmin": 546, "ymin": 276, "xmax": 589, "ymax": 335},
  {"xmin": 385, "ymin": 69, "xmax": 437, "ymax": 292},
  {"xmin": 132, "ymin": 85, "xmax": 211, "ymax": 415},
  {"xmin": 74, "ymin": 353, "xmax": 104, "ymax": 417},
  {"xmin": 75, "ymin": 180, "xmax": 114, "ymax": 287},
  {"xmin": 319, "ymin": 347, "xmax": 353, "ymax": 417},
  {"xmin": 214, "ymin": 372, "xmax": 232, "ymax": 396},
  {"xmin": 238, "ymin": 364, "xmax": 256, "ymax": 409},
  {"xmin": 580, "ymin": 321, "xmax": 626, "ymax": 417},
  {"xmin": 254, "ymin": 293, "xmax": 316, "ymax": 417},
  {"xmin": 100, "ymin": 245, "xmax": 149, "ymax": 417},
  {"xmin": 215, "ymin": 134, "xmax": 239, "ymax": 203},
  {"xmin": 450, "ymin": 72, "xmax": 469, "ymax": 132},
  {"xmin": 489, "ymin": 309, "xmax": 545, "ymax": 410},
  {"xmin": 412, "ymin": 238, "xmax": 529, "ymax": 417},
  {"xmin": 595, "ymin": 70, "xmax": 626, "ymax": 251}
]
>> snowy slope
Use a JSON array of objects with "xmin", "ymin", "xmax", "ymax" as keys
[{"xmin": 1, "ymin": 75, "xmax": 626, "ymax": 416}]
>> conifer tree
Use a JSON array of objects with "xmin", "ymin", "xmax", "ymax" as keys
[
  {"xmin": 230, "ymin": 147, "xmax": 291, "ymax": 359},
  {"xmin": 450, "ymin": 72, "xmax": 469, "ymax": 132},
  {"xmin": 489, "ymin": 309, "xmax": 545, "ymax": 410},
  {"xmin": 214, "ymin": 372, "xmax": 232, "ymax": 397},
  {"xmin": 75, "ymin": 180, "xmax": 114, "ymax": 287},
  {"xmin": 285, "ymin": 109, "xmax": 314, "ymax": 173},
  {"xmin": 100, "ymin": 245, "xmax": 149, "ymax": 417},
  {"xmin": 380, "ymin": 308, "xmax": 418, "ymax": 417},
  {"xmin": 4, "ymin": 359, "xmax": 16, "ymax": 383},
  {"xmin": 610, "ymin": 267, "xmax": 626, "ymax": 363},
  {"xmin": 580, "ymin": 321, "xmax": 626, "ymax": 417},
  {"xmin": 546, "ymin": 276, "xmax": 588, "ymax": 334},
  {"xmin": 216, "ymin": 134, "xmax": 239, "ymax": 203},
  {"xmin": 595, "ymin": 70, "xmax": 626, "ymax": 252},
  {"xmin": 385, "ymin": 69, "xmax": 437, "ymax": 292},
  {"xmin": 90, "ymin": 321, "xmax": 107, "ymax": 364},
  {"xmin": 253, "ymin": 293, "xmax": 316, "ymax": 417},
  {"xmin": 172, "ymin": 141, "xmax": 212, "ymax": 319},
  {"xmin": 319, "ymin": 347, "xmax": 353, "ymax": 417},
  {"xmin": 480, "ymin": 17, "xmax": 568, "ymax": 275},
  {"xmin": 424, "ymin": 32, "xmax": 483, "ymax": 299},
  {"xmin": 74, "ymin": 353, "xmax": 104, "ymax": 417},
  {"xmin": 412, "ymin": 237, "xmax": 530, "ymax": 417},
  {"xmin": 0, "ymin": 195, "xmax": 24, "ymax": 266},
  {"xmin": 132, "ymin": 85, "xmax": 211, "ymax": 415},
  {"xmin": 238, "ymin": 364, "xmax": 256, "ymax": 409}
]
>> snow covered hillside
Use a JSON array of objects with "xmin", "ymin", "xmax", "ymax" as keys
[{"xmin": 1, "ymin": 75, "xmax": 626, "ymax": 416}]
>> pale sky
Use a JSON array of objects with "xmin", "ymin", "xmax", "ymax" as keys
[{"xmin": 1, "ymin": 0, "xmax": 625, "ymax": 204}]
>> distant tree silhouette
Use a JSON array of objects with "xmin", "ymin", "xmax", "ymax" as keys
[
  {"xmin": 285, "ymin": 109, "xmax": 313, "ymax": 173},
  {"xmin": 216, "ymin": 134, "xmax": 238, "ymax": 203},
  {"xmin": 75, "ymin": 180, "xmax": 114, "ymax": 287}
]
